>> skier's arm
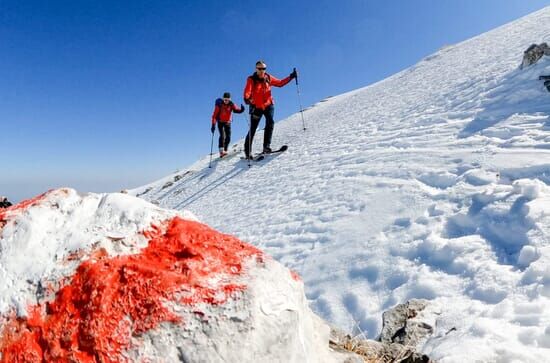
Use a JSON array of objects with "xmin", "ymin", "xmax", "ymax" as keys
[
  {"xmin": 211, "ymin": 105, "xmax": 220, "ymax": 124},
  {"xmin": 244, "ymin": 77, "xmax": 253, "ymax": 104},
  {"xmin": 232, "ymin": 103, "xmax": 245, "ymax": 114},
  {"xmin": 270, "ymin": 74, "xmax": 292, "ymax": 87}
]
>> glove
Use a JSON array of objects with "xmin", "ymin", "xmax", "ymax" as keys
[
  {"xmin": 290, "ymin": 69, "xmax": 297, "ymax": 79},
  {"xmin": 241, "ymin": 104, "xmax": 245, "ymax": 112},
  {"xmin": 211, "ymin": 124, "xmax": 215, "ymax": 133}
]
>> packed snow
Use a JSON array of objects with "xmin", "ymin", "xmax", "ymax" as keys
[{"xmin": 132, "ymin": 7, "xmax": 550, "ymax": 362}]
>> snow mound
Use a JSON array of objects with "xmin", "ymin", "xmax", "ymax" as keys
[{"xmin": 0, "ymin": 189, "xmax": 346, "ymax": 362}]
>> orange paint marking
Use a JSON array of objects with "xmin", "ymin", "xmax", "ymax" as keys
[
  {"xmin": 0, "ymin": 217, "xmax": 262, "ymax": 362},
  {"xmin": 290, "ymin": 270, "xmax": 301, "ymax": 282}
]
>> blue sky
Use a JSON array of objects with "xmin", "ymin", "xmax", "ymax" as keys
[{"xmin": 2, "ymin": 0, "xmax": 549, "ymax": 202}]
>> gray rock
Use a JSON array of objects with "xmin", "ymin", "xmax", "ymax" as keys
[
  {"xmin": 380, "ymin": 299, "xmax": 434, "ymax": 347},
  {"xmin": 136, "ymin": 187, "xmax": 153, "ymax": 197},
  {"xmin": 162, "ymin": 181, "xmax": 174, "ymax": 189},
  {"xmin": 520, "ymin": 43, "xmax": 550, "ymax": 69},
  {"xmin": 330, "ymin": 327, "xmax": 432, "ymax": 363}
]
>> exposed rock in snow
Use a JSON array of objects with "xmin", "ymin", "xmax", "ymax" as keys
[
  {"xmin": 379, "ymin": 299, "xmax": 437, "ymax": 348},
  {"xmin": 330, "ymin": 326, "xmax": 432, "ymax": 363},
  {"xmin": 0, "ymin": 189, "xmax": 353, "ymax": 362},
  {"xmin": 326, "ymin": 299, "xmax": 437, "ymax": 362},
  {"xmin": 520, "ymin": 42, "xmax": 550, "ymax": 69}
]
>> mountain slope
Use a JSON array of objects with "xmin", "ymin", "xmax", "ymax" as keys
[{"xmin": 132, "ymin": 7, "xmax": 550, "ymax": 362}]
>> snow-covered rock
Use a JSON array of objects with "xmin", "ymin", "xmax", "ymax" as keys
[{"xmin": 0, "ymin": 189, "xmax": 350, "ymax": 362}]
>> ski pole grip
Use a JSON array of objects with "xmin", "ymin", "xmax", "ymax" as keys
[{"xmin": 294, "ymin": 67, "xmax": 298, "ymax": 85}]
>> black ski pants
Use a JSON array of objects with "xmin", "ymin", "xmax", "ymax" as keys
[
  {"xmin": 244, "ymin": 105, "xmax": 275, "ymax": 157},
  {"xmin": 217, "ymin": 121, "xmax": 231, "ymax": 151}
]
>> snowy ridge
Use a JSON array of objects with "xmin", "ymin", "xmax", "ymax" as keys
[{"xmin": 133, "ymin": 7, "xmax": 550, "ymax": 362}]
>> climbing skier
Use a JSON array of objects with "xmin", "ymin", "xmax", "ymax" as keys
[
  {"xmin": 243, "ymin": 60, "xmax": 297, "ymax": 159},
  {"xmin": 211, "ymin": 92, "xmax": 245, "ymax": 157}
]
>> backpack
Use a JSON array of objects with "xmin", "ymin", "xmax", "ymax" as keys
[
  {"xmin": 250, "ymin": 72, "xmax": 271, "ymax": 85},
  {"xmin": 215, "ymin": 98, "xmax": 234, "ymax": 107}
]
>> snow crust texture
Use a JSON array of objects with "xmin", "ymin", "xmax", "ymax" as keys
[{"xmin": 133, "ymin": 7, "xmax": 550, "ymax": 362}]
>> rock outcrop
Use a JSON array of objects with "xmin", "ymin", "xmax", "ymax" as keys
[
  {"xmin": 520, "ymin": 42, "xmax": 550, "ymax": 68},
  {"xmin": 329, "ymin": 299, "xmax": 436, "ymax": 363},
  {"xmin": 380, "ymin": 299, "xmax": 435, "ymax": 347}
]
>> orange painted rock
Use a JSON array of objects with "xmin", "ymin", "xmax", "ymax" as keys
[{"xmin": 0, "ymin": 189, "xmax": 346, "ymax": 363}]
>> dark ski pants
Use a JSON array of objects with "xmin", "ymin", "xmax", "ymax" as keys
[
  {"xmin": 244, "ymin": 105, "xmax": 275, "ymax": 157},
  {"xmin": 217, "ymin": 121, "xmax": 231, "ymax": 151}
]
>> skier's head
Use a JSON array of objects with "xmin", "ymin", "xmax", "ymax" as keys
[
  {"xmin": 222, "ymin": 92, "xmax": 231, "ymax": 103},
  {"xmin": 255, "ymin": 60, "xmax": 267, "ymax": 76}
]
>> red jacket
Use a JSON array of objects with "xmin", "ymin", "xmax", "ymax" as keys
[
  {"xmin": 211, "ymin": 99, "xmax": 244, "ymax": 125},
  {"xmin": 243, "ymin": 73, "xmax": 292, "ymax": 110}
]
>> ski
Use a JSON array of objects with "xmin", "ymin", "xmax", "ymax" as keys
[
  {"xmin": 240, "ymin": 155, "xmax": 265, "ymax": 162},
  {"xmin": 261, "ymin": 145, "xmax": 288, "ymax": 155},
  {"xmin": 240, "ymin": 145, "xmax": 288, "ymax": 162},
  {"xmin": 213, "ymin": 149, "xmax": 241, "ymax": 162}
]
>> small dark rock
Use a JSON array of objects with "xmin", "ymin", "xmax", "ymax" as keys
[
  {"xmin": 0, "ymin": 196, "xmax": 12, "ymax": 209},
  {"xmin": 162, "ymin": 181, "xmax": 174, "ymax": 190},
  {"xmin": 137, "ymin": 187, "xmax": 153, "ymax": 197}
]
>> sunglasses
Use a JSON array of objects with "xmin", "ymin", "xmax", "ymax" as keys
[{"xmin": 256, "ymin": 67, "xmax": 267, "ymax": 71}]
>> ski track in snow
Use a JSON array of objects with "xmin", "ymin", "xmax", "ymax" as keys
[{"xmin": 132, "ymin": 8, "xmax": 550, "ymax": 362}]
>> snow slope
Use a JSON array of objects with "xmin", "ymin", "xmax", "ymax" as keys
[{"xmin": 132, "ymin": 7, "xmax": 550, "ymax": 362}]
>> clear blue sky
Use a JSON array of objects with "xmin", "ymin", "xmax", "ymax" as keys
[{"xmin": 2, "ymin": 0, "xmax": 548, "ymax": 202}]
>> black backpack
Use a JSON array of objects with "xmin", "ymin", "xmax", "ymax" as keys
[
  {"xmin": 250, "ymin": 72, "xmax": 271, "ymax": 85},
  {"xmin": 215, "ymin": 98, "xmax": 234, "ymax": 107}
]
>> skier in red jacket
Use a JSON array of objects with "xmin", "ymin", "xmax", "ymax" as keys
[
  {"xmin": 243, "ymin": 60, "xmax": 297, "ymax": 159},
  {"xmin": 211, "ymin": 92, "xmax": 245, "ymax": 157}
]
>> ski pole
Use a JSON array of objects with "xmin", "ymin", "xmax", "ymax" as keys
[
  {"xmin": 294, "ymin": 67, "xmax": 306, "ymax": 131},
  {"xmin": 208, "ymin": 129, "xmax": 214, "ymax": 168},
  {"xmin": 243, "ymin": 110, "xmax": 253, "ymax": 168}
]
